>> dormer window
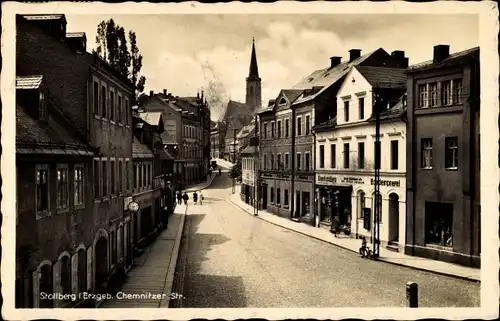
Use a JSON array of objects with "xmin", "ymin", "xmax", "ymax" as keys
[
  {"xmin": 279, "ymin": 97, "xmax": 286, "ymax": 105},
  {"xmin": 39, "ymin": 91, "xmax": 48, "ymax": 120}
]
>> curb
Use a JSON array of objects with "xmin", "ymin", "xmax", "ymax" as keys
[
  {"xmin": 184, "ymin": 174, "xmax": 219, "ymax": 193},
  {"xmin": 159, "ymin": 205, "xmax": 188, "ymax": 308},
  {"xmin": 227, "ymin": 196, "xmax": 480, "ymax": 283}
]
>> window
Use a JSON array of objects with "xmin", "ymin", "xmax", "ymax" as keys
[
  {"xmin": 425, "ymin": 202, "xmax": 453, "ymax": 247},
  {"xmin": 284, "ymin": 189, "xmax": 289, "ymax": 206},
  {"xmin": 118, "ymin": 161, "xmax": 123, "ymax": 193},
  {"xmin": 453, "ymin": 79, "xmax": 463, "ymax": 104},
  {"xmin": 93, "ymin": 160, "xmax": 100, "ymax": 197},
  {"xmin": 101, "ymin": 85, "xmax": 107, "ymax": 118},
  {"xmin": 285, "ymin": 153, "xmax": 289, "ymax": 169},
  {"xmin": 305, "ymin": 152, "xmax": 310, "ymax": 171},
  {"xmin": 421, "ymin": 138, "xmax": 433, "ymax": 169},
  {"xmin": 305, "ymin": 115, "xmax": 310, "ymax": 135},
  {"xmin": 138, "ymin": 164, "xmax": 143, "ymax": 188},
  {"xmin": 391, "ymin": 140, "xmax": 399, "ymax": 170},
  {"xmin": 358, "ymin": 191, "xmax": 366, "ymax": 218},
  {"xmin": 271, "ymin": 122, "xmax": 275, "ymax": 138},
  {"xmin": 271, "ymin": 154, "xmax": 275, "ymax": 170},
  {"xmin": 445, "ymin": 137, "xmax": 459, "ymax": 169},
  {"xmin": 263, "ymin": 123, "xmax": 268, "ymax": 139},
  {"xmin": 102, "ymin": 160, "xmax": 108, "ymax": 196},
  {"xmin": 418, "ymin": 84, "xmax": 428, "ymax": 108},
  {"xmin": 36, "ymin": 166, "xmax": 49, "ymax": 212},
  {"xmin": 358, "ymin": 142, "xmax": 365, "ymax": 169},
  {"xmin": 110, "ymin": 230, "xmax": 116, "ymax": 266},
  {"xmin": 56, "ymin": 166, "xmax": 69, "ymax": 210},
  {"xmin": 109, "ymin": 91, "xmax": 115, "ymax": 121},
  {"xmin": 319, "ymin": 145, "xmax": 325, "ymax": 168},
  {"xmin": 74, "ymin": 165, "xmax": 84, "ymax": 206},
  {"xmin": 277, "ymin": 154, "xmax": 282, "ymax": 169},
  {"xmin": 359, "ymin": 97, "xmax": 365, "ymax": 119},
  {"xmin": 277, "ymin": 188, "xmax": 281, "ymax": 205},
  {"xmin": 263, "ymin": 154, "xmax": 267, "ymax": 170},
  {"xmin": 125, "ymin": 99, "xmax": 129, "ymax": 125},
  {"xmin": 148, "ymin": 164, "xmax": 152, "ymax": 185},
  {"xmin": 93, "ymin": 81, "xmax": 99, "ymax": 114},
  {"xmin": 39, "ymin": 91, "xmax": 48, "ymax": 120},
  {"xmin": 142, "ymin": 164, "xmax": 147, "ymax": 187},
  {"xmin": 330, "ymin": 144, "xmax": 336, "ymax": 168},
  {"xmin": 296, "ymin": 153, "xmax": 302, "ymax": 170},
  {"xmin": 118, "ymin": 96, "xmax": 122, "ymax": 123},
  {"xmin": 285, "ymin": 119, "xmax": 290, "ymax": 137},
  {"xmin": 277, "ymin": 120, "xmax": 282, "ymax": 138},
  {"xmin": 441, "ymin": 80, "xmax": 452, "ymax": 106},
  {"xmin": 343, "ymin": 143, "xmax": 350, "ymax": 169},
  {"xmin": 429, "ymin": 82, "xmax": 438, "ymax": 107},
  {"xmin": 344, "ymin": 101, "xmax": 350, "ymax": 122},
  {"xmin": 270, "ymin": 187, "xmax": 274, "ymax": 203},
  {"xmin": 297, "ymin": 117, "xmax": 302, "ymax": 136},
  {"xmin": 110, "ymin": 160, "xmax": 115, "ymax": 194}
]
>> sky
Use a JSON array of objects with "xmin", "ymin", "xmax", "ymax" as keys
[{"xmin": 66, "ymin": 14, "xmax": 478, "ymax": 121}]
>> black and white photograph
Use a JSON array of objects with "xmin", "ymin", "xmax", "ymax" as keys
[{"xmin": 1, "ymin": 1, "xmax": 499, "ymax": 320}]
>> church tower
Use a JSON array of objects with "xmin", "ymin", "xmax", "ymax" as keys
[{"xmin": 246, "ymin": 37, "xmax": 262, "ymax": 112}]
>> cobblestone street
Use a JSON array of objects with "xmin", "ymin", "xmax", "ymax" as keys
[{"xmin": 171, "ymin": 173, "xmax": 480, "ymax": 308}]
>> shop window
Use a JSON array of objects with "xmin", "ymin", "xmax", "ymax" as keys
[
  {"xmin": 357, "ymin": 191, "xmax": 366, "ymax": 219},
  {"xmin": 421, "ymin": 138, "xmax": 433, "ymax": 169},
  {"xmin": 319, "ymin": 145, "xmax": 325, "ymax": 168},
  {"xmin": 391, "ymin": 140, "xmax": 399, "ymax": 170},
  {"xmin": 425, "ymin": 202, "xmax": 453, "ymax": 247},
  {"xmin": 445, "ymin": 137, "xmax": 458, "ymax": 169}
]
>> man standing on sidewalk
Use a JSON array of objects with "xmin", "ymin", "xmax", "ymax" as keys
[
  {"xmin": 182, "ymin": 192, "xmax": 189, "ymax": 205},
  {"xmin": 176, "ymin": 191, "xmax": 182, "ymax": 205}
]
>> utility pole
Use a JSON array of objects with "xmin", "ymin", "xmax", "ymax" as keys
[
  {"xmin": 373, "ymin": 92, "xmax": 381, "ymax": 259},
  {"xmin": 232, "ymin": 128, "xmax": 236, "ymax": 194}
]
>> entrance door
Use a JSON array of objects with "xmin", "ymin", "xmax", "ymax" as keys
[
  {"xmin": 388, "ymin": 193, "xmax": 400, "ymax": 243},
  {"xmin": 296, "ymin": 191, "xmax": 301, "ymax": 217},
  {"xmin": 262, "ymin": 185, "xmax": 268, "ymax": 210}
]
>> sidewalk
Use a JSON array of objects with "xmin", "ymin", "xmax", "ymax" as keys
[
  {"xmin": 227, "ymin": 186, "xmax": 480, "ymax": 282},
  {"xmin": 184, "ymin": 172, "xmax": 218, "ymax": 193},
  {"xmin": 100, "ymin": 204, "xmax": 187, "ymax": 308}
]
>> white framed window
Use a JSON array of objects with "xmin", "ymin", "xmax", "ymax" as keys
[
  {"xmin": 418, "ymin": 84, "xmax": 428, "ymax": 108},
  {"xmin": 36, "ymin": 164, "xmax": 50, "ymax": 218},
  {"xmin": 296, "ymin": 152, "xmax": 302, "ymax": 170},
  {"xmin": 441, "ymin": 80, "xmax": 452, "ymax": 106},
  {"xmin": 74, "ymin": 164, "xmax": 84, "ymax": 207},
  {"xmin": 285, "ymin": 118, "xmax": 290, "ymax": 137},
  {"xmin": 421, "ymin": 138, "xmax": 433, "ymax": 169},
  {"xmin": 285, "ymin": 153, "xmax": 290, "ymax": 169},
  {"xmin": 277, "ymin": 120, "xmax": 282, "ymax": 138},
  {"xmin": 453, "ymin": 79, "xmax": 463, "ymax": 104},
  {"xmin": 429, "ymin": 82, "xmax": 438, "ymax": 107},
  {"xmin": 56, "ymin": 165, "xmax": 69, "ymax": 211},
  {"xmin": 305, "ymin": 114, "xmax": 311, "ymax": 135},
  {"xmin": 297, "ymin": 116, "xmax": 302, "ymax": 136},
  {"xmin": 305, "ymin": 152, "xmax": 310, "ymax": 171},
  {"xmin": 445, "ymin": 137, "xmax": 459, "ymax": 169}
]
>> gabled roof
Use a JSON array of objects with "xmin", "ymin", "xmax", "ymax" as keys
[
  {"xmin": 367, "ymin": 94, "xmax": 407, "ymax": 122},
  {"xmin": 16, "ymin": 75, "xmax": 45, "ymax": 90},
  {"xmin": 237, "ymin": 120, "xmax": 256, "ymax": 139},
  {"xmin": 407, "ymin": 47, "xmax": 479, "ymax": 73},
  {"xmin": 313, "ymin": 117, "xmax": 337, "ymax": 132},
  {"xmin": 132, "ymin": 136, "xmax": 154, "ymax": 158},
  {"xmin": 291, "ymin": 49, "xmax": 381, "ymax": 105},
  {"xmin": 138, "ymin": 111, "xmax": 162, "ymax": 127},
  {"xmin": 356, "ymin": 66, "xmax": 407, "ymax": 89},
  {"xmin": 241, "ymin": 145, "xmax": 258, "ymax": 155}
]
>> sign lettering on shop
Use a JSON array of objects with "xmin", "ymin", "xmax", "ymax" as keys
[
  {"xmin": 317, "ymin": 175, "xmax": 337, "ymax": 184},
  {"xmin": 340, "ymin": 176, "xmax": 364, "ymax": 184},
  {"xmin": 370, "ymin": 178, "xmax": 400, "ymax": 187}
]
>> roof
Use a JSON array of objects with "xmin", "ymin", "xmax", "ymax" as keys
[
  {"xmin": 23, "ymin": 14, "xmax": 65, "ymax": 21},
  {"xmin": 132, "ymin": 136, "xmax": 154, "ymax": 158},
  {"xmin": 138, "ymin": 111, "xmax": 162, "ymax": 127},
  {"xmin": 282, "ymin": 89, "xmax": 304, "ymax": 104},
  {"xmin": 222, "ymin": 100, "xmax": 255, "ymax": 134},
  {"xmin": 16, "ymin": 103, "xmax": 95, "ymax": 156},
  {"xmin": 248, "ymin": 38, "xmax": 260, "ymax": 79},
  {"xmin": 241, "ymin": 145, "xmax": 258, "ymax": 155},
  {"xmin": 291, "ymin": 49, "xmax": 379, "ymax": 105},
  {"xmin": 159, "ymin": 148, "xmax": 174, "ymax": 160},
  {"xmin": 160, "ymin": 131, "xmax": 177, "ymax": 145},
  {"xmin": 356, "ymin": 66, "xmax": 407, "ymax": 89},
  {"xmin": 367, "ymin": 94, "xmax": 407, "ymax": 122},
  {"xmin": 16, "ymin": 75, "xmax": 44, "ymax": 90},
  {"xmin": 407, "ymin": 47, "xmax": 479, "ymax": 73},
  {"xmin": 237, "ymin": 120, "xmax": 256, "ymax": 139},
  {"xmin": 313, "ymin": 117, "xmax": 337, "ymax": 132}
]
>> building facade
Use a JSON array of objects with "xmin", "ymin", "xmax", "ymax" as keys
[
  {"xmin": 314, "ymin": 65, "xmax": 407, "ymax": 251},
  {"xmin": 210, "ymin": 121, "xmax": 227, "ymax": 159},
  {"xmin": 16, "ymin": 14, "xmax": 136, "ymax": 307},
  {"xmin": 241, "ymin": 145, "xmax": 259, "ymax": 205},
  {"xmin": 405, "ymin": 45, "xmax": 480, "ymax": 267}
]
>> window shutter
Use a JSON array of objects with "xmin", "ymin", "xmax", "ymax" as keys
[
  {"xmin": 32, "ymin": 270, "xmax": 40, "ymax": 308},
  {"xmin": 52, "ymin": 260, "xmax": 61, "ymax": 308},
  {"xmin": 86, "ymin": 247, "xmax": 93, "ymax": 291},
  {"xmin": 71, "ymin": 253, "xmax": 78, "ymax": 295}
]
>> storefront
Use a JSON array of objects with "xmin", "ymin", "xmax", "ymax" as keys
[
  {"xmin": 315, "ymin": 172, "xmax": 406, "ymax": 250},
  {"xmin": 259, "ymin": 172, "xmax": 292, "ymax": 218},
  {"xmin": 294, "ymin": 175, "xmax": 315, "ymax": 225}
]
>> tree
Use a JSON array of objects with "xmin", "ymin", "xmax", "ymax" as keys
[
  {"xmin": 229, "ymin": 158, "xmax": 242, "ymax": 180},
  {"xmin": 94, "ymin": 19, "xmax": 146, "ymax": 102}
]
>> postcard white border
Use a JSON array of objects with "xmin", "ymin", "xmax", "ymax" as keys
[{"xmin": 2, "ymin": 1, "xmax": 499, "ymax": 320}]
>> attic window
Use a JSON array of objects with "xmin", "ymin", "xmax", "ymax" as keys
[
  {"xmin": 39, "ymin": 91, "xmax": 48, "ymax": 120},
  {"xmin": 279, "ymin": 98, "xmax": 286, "ymax": 105}
]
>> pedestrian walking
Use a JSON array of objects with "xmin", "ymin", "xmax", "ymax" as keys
[
  {"xmin": 176, "ymin": 191, "xmax": 182, "ymax": 205},
  {"xmin": 199, "ymin": 192, "xmax": 204, "ymax": 205},
  {"xmin": 193, "ymin": 191, "xmax": 198, "ymax": 205},
  {"xmin": 182, "ymin": 192, "xmax": 189, "ymax": 205}
]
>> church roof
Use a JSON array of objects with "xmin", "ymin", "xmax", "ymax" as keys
[{"xmin": 248, "ymin": 38, "xmax": 260, "ymax": 80}]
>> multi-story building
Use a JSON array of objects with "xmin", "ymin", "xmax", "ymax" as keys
[
  {"xmin": 405, "ymin": 45, "xmax": 480, "ymax": 267},
  {"xmin": 15, "ymin": 75, "xmax": 98, "ymax": 308},
  {"xmin": 241, "ymin": 145, "xmax": 259, "ymax": 205},
  {"xmin": 210, "ymin": 121, "xmax": 226, "ymax": 159},
  {"xmin": 313, "ymin": 65, "xmax": 407, "ymax": 252},
  {"xmin": 16, "ymin": 14, "xmax": 135, "ymax": 307},
  {"xmin": 258, "ymin": 48, "xmax": 408, "ymax": 223}
]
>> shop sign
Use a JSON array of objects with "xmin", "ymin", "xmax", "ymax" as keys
[
  {"xmin": 340, "ymin": 176, "xmax": 365, "ymax": 185},
  {"xmin": 370, "ymin": 178, "xmax": 401, "ymax": 188},
  {"xmin": 317, "ymin": 175, "xmax": 337, "ymax": 185},
  {"xmin": 317, "ymin": 175, "xmax": 365, "ymax": 186}
]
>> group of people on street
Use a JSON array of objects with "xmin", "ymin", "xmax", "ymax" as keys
[{"xmin": 176, "ymin": 190, "xmax": 204, "ymax": 206}]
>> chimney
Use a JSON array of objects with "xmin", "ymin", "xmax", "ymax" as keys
[
  {"xmin": 163, "ymin": 89, "xmax": 167, "ymax": 95},
  {"xmin": 400, "ymin": 57, "xmax": 409, "ymax": 68},
  {"xmin": 65, "ymin": 32, "xmax": 87, "ymax": 54},
  {"xmin": 22, "ymin": 14, "xmax": 67, "ymax": 41},
  {"xmin": 330, "ymin": 56, "xmax": 342, "ymax": 68},
  {"xmin": 433, "ymin": 45, "xmax": 450, "ymax": 63},
  {"xmin": 348, "ymin": 49, "xmax": 362, "ymax": 62},
  {"xmin": 391, "ymin": 50, "xmax": 405, "ymax": 59},
  {"xmin": 150, "ymin": 90, "xmax": 154, "ymax": 97}
]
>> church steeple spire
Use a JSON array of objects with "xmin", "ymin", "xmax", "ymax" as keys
[
  {"xmin": 246, "ymin": 37, "xmax": 262, "ymax": 110},
  {"xmin": 248, "ymin": 37, "xmax": 260, "ymax": 80}
]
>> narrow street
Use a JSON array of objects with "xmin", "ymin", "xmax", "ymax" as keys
[{"xmin": 170, "ymin": 173, "xmax": 480, "ymax": 308}]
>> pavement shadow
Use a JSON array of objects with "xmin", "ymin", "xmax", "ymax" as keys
[{"xmin": 183, "ymin": 274, "xmax": 247, "ymax": 308}]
